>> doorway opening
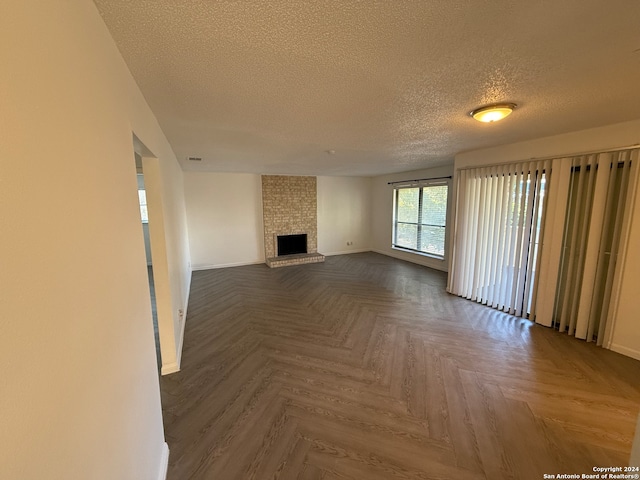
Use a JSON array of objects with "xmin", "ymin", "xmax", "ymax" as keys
[
  {"xmin": 136, "ymin": 154, "xmax": 161, "ymax": 369},
  {"xmin": 133, "ymin": 134, "xmax": 181, "ymax": 375}
]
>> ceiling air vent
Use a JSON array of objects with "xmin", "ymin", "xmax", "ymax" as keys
[{"xmin": 187, "ymin": 156, "xmax": 202, "ymax": 162}]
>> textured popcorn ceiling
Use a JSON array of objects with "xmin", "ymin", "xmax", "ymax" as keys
[{"xmin": 93, "ymin": 0, "xmax": 640, "ymax": 176}]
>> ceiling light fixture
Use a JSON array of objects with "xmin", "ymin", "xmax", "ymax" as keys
[{"xmin": 470, "ymin": 103, "xmax": 517, "ymax": 123}]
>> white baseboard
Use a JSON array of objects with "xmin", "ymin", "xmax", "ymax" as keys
[
  {"xmin": 157, "ymin": 442, "xmax": 169, "ymax": 480},
  {"xmin": 371, "ymin": 248, "xmax": 448, "ymax": 272},
  {"xmin": 609, "ymin": 343, "xmax": 640, "ymax": 361},
  {"xmin": 192, "ymin": 259, "xmax": 265, "ymax": 271},
  {"xmin": 322, "ymin": 249, "xmax": 371, "ymax": 256}
]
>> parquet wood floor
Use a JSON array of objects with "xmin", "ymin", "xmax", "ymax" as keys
[{"xmin": 161, "ymin": 252, "xmax": 640, "ymax": 480}]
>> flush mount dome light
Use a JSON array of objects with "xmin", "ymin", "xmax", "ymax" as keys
[{"xmin": 470, "ymin": 103, "xmax": 517, "ymax": 123}]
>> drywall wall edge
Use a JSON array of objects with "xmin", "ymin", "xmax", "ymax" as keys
[{"xmin": 172, "ymin": 267, "xmax": 192, "ymax": 375}]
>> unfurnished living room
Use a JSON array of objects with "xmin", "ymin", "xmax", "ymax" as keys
[{"xmin": 3, "ymin": 1, "xmax": 640, "ymax": 479}]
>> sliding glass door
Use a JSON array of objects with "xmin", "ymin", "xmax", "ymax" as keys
[{"xmin": 448, "ymin": 160, "xmax": 549, "ymax": 318}]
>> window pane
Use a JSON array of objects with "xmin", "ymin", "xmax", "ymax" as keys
[
  {"xmin": 395, "ymin": 223, "xmax": 418, "ymax": 250},
  {"xmin": 139, "ymin": 205, "xmax": 148, "ymax": 223},
  {"xmin": 396, "ymin": 188, "xmax": 419, "ymax": 223},
  {"xmin": 138, "ymin": 189, "xmax": 147, "ymax": 206},
  {"xmin": 419, "ymin": 225, "xmax": 445, "ymax": 257},
  {"xmin": 421, "ymin": 185, "xmax": 447, "ymax": 227}
]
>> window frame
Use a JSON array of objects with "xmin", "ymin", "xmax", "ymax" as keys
[{"xmin": 392, "ymin": 180, "xmax": 449, "ymax": 260}]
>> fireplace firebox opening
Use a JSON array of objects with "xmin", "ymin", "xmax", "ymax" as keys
[{"xmin": 277, "ymin": 234, "xmax": 307, "ymax": 256}]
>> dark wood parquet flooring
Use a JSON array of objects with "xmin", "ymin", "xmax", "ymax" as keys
[{"xmin": 161, "ymin": 252, "xmax": 640, "ymax": 480}]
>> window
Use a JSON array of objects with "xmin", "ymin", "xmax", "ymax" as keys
[
  {"xmin": 393, "ymin": 182, "xmax": 448, "ymax": 258},
  {"xmin": 138, "ymin": 189, "xmax": 148, "ymax": 223}
]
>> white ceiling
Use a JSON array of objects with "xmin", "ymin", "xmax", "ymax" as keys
[{"xmin": 93, "ymin": 0, "xmax": 640, "ymax": 176}]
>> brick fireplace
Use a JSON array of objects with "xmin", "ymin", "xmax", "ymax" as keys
[{"xmin": 261, "ymin": 175, "xmax": 325, "ymax": 268}]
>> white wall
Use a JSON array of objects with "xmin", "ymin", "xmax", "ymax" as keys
[
  {"xmin": 455, "ymin": 119, "xmax": 640, "ymax": 170},
  {"xmin": 455, "ymin": 118, "xmax": 640, "ymax": 360},
  {"xmin": 0, "ymin": 0, "xmax": 191, "ymax": 478},
  {"xmin": 317, "ymin": 176, "xmax": 372, "ymax": 255},
  {"xmin": 370, "ymin": 165, "xmax": 455, "ymax": 272},
  {"xmin": 184, "ymin": 173, "xmax": 373, "ymax": 268},
  {"xmin": 184, "ymin": 172, "xmax": 265, "ymax": 269}
]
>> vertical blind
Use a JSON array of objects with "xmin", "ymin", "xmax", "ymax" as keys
[
  {"xmin": 553, "ymin": 149, "xmax": 638, "ymax": 344},
  {"xmin": 448, "ymin": 160, "xmax": 550, "ymax": 318}
]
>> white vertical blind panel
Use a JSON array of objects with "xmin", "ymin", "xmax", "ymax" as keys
[
  {"xmin": 551, "ymin": 148, "xmax": 638, "ymax": 345},
  {"xmin": 452, "ymin": 171, "xmax": 465, "ymax": 294},
  {"xmin": 473, "ymin": 171, "xmax": 489, "ymax": 302},
  {"xmin": 461, "ymin": 172, "xmax": 476, "ymax": 298},
  {"xmin": 449, "ymin": 160, "xmax": 548, "ymax": 317},
  {"xmin": 450, "ymin": 169, "xmax": 466, "ymax": 294},
  {"xmin": 599, "ymin": 156, "xmax": 628, "ymax": 344},
  {"xmin": 514, "ymin": 165, "xmax": 536, "ymax": 317},
  {"xmin": 462, "ymin": 173, "xmax": 476, "ymax": 298},
  {"xmin": 575, "ymin": 153, "xmax": 612, "ymax": 340},
  {"xmin": 488, "ymin": 168, "xmax": 507, "ymax": 308},
  {"xmin": 536, "ymin": 158, "xmax": 571, "ymax": 327},
  {"xmin": 603, "ymin": 151, "xmax": 638, "ymax": 347},
  {"xmin": 569, "ymin": 155, "xmax": 598, "ymax": 337},
  {"xmin": 558, "ymin": 156, "xmax": 588, "ymax": 333},
  {"xmin": 481, "ymin": 169, "xmax": 494, "ymax": 302},
  {"xmin": 528, "ymin": 165, "xmax": 544, "ymax": 319},
  {"xmin": 590, "ymin": 154, "xmax": 621, "ymax": 342},
  {"xmin": 562, "ymin": 156, "xmax": 586, "ymax": 334},
  {"xmin": 526, "ymin": 163, "xmax": 547, "ymax": 320},
  {"xmin": 446, "ymin": 175, "xmax": 459, "ymax": 289},
  {"xmin": 497, "ymin": 165, "xmax": 513, "ymax": 309},
  {"xmin": 482, "ymin": 171, "xmax": 498, "ymax": 303},
  {"xmin": 507, "ymin": 166, "xmax": 525, "ymax": 314}
]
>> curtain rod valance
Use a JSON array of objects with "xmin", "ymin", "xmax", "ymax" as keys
[
  {"xmin": 457, "ymin": 144, "xmax": 640, "ymax": 172},
  {"xmin": 387, "ymin": 175, "xmax": 452, "ymax": 185}
]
